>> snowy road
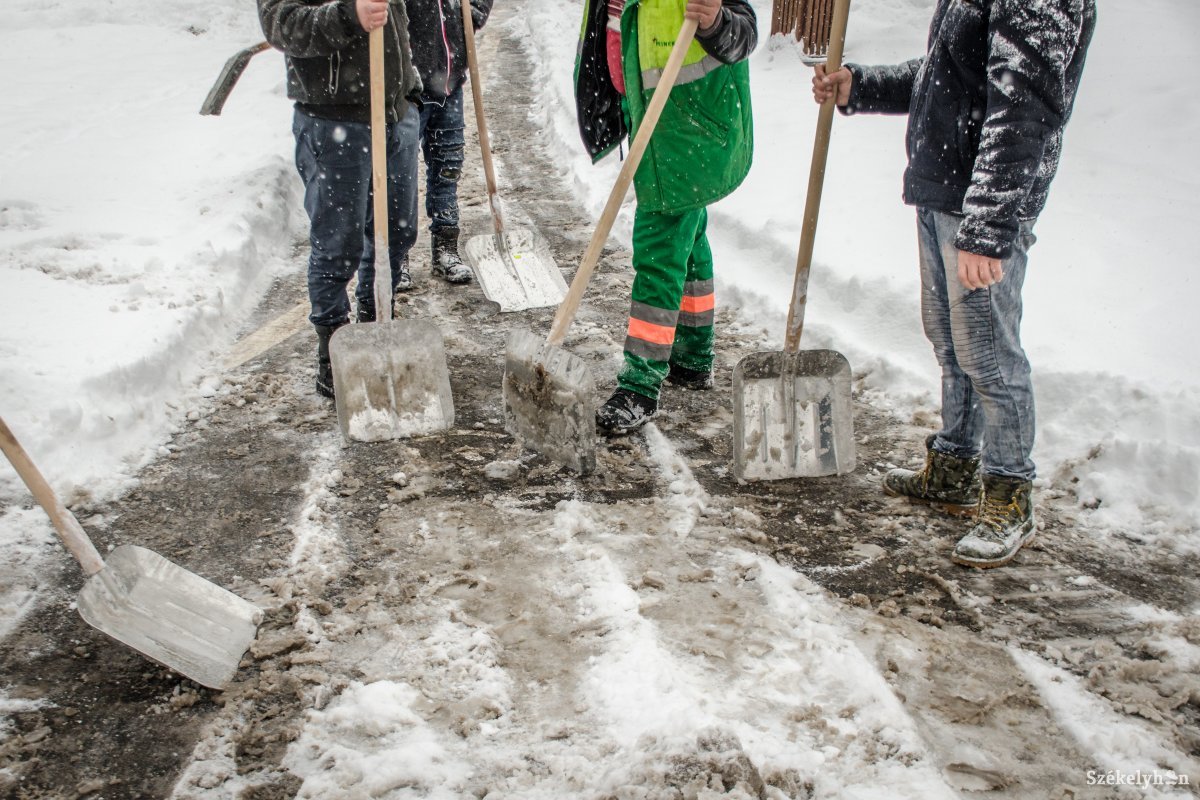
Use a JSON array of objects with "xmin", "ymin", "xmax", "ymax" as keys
[{"xmin": 1, "ymin": 4, "xmax": 1198, "ymax": 799}]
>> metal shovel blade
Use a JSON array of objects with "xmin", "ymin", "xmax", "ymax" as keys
[
  {"xmin": 77, "ymin": 545, "xmax": 262, "ymax": 689},
  {"xmin": 463, "ymin": 228, "xmax": 568, "ymax": 312},
  {"xmin": 732, "ymin": 349, "xmax": 856, "ymax": 481},
  {"xmin": 330, "ymin": 320, "xmax": 455, "ymax": 442},
  {"xmin": 503, "ymin": 328, "xmax": 596, "ymax": 474}
]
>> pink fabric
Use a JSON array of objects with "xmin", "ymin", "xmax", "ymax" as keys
[{"xmin": 606, "ymin": 0, "xmax": 626, "ymax": 95}]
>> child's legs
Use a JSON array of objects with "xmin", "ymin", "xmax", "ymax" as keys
[
  {"xmin": 293, "ymin": 110, "xmax": 370, "ymax": 328},
  {"xmin": 357, "ymin": 104, "xmax": 421, "ymax": 307},
  {"xmin": 418, "ymin": 87, "xmax": 466, "ymax": 234},
  {"xmin": 669, "ymin": 209, "xmax": 715, "ymax": 372},
  {"xmin": 618, "ymin": 206, "xmax": 707, "ymax": 400}
]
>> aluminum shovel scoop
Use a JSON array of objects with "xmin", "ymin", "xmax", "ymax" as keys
[
  {"xmin": 0, "ymin": 417, "xmax": 261, "ymax": 689},
  {"xmin": 330, "ymin": 27, "xmax": 455, "ymax": 442},
  {"xmin": 733, "ymin": 0, "xmax": 855, "ymax": 481},
  {"xmin": 458, "ymin": 0, "xmax": 567, "ymax": 312},
  {"xmin": 503, "ymin": 18, "xmax": 699, "ymax": 474}
]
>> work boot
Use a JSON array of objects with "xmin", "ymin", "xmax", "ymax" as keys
[
  {"xmin": 883, "ymin": 435, "xmax": 980, "ymax": 515},
  {"xmin": 431, "ymin": 228, "xmax": 473, "ymax": 284},
  {"xmin": 314, "ymin": 323, "xmax": 344, "ymax": 399},
  {"xmin": 596, "ymin": 388, "xmax": 658, "ymax": 436},
  {"xmin": 952, "ymin": 475, "xmax": 1036, "ymax": 568},
  {"xmin": 357, "ymin": 257, "xmax": 412, "ymax": 321},
  {"xmin": 665, "ymin": 362, "xmax": 714, "ymax": 391}
]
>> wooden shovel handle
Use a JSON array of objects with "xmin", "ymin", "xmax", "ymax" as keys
[
  {"xmin": 784, "ymin": 0, "xmax": 850, "ymax": 353},
  {"xmin": 461, "ymin": 0, "xmax": 504, "ymax": 235},
  {"xmin": 0, "ymin": 417, "xmax": 105, "ymax": 576},
  {"xmin": 369, "ymin": 27, "xmax": 394, "ymax": 320},
  {"xmin": 547, "ymin": 17, "xmax": 700, "ymax": 346}
]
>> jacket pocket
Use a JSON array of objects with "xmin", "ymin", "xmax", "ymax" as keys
[{"xmin": 676, "ymin": 98, "xmax": 729, "ymax": 148}]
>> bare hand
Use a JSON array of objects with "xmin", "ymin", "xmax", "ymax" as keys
[
  {"xmin": 812, "ymin": 64, "xmax": 852, "ymax": 106},
  {"xmin": 356, "ymin": 0, "xmax": 388, "ymax": 32},
  {"xmin": 958, "ymin": 249, "xmax": 1004, "ymax": 290},
  {"xmin": 685, "ymin": 0, "xmax": 722, "ymax": 31}
]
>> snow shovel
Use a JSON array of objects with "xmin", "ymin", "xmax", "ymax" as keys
[
  {"xmin": 458, "ymin": 0, "xmax": 567, "ymax": 312},
  {"xmin": 732, "ymin": 0, "xmax": 855, "ymax": 481},
  {"xmin": 0, "ymin": 416, "xmax": 261, "ymax": 689},
  {"xmin": 503, "ymin": 17, "xmax": 700, "ymax": 474},
  {"xmin": 330, "ymin": 27, "xmax": 455, "ymax": 442},
  {"xmin": 199, "ymin": 41, "xmax": 270, "ymax": 116}
]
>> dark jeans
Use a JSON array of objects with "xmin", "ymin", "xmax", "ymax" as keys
[
  {"xmin": 293, "ymin": 106, "xmax": 419, "ymax": 327},
  {"xmin": 417, "ymin": 86, "xmax": 465, "ymax": 234},
  {"xmin": 917, "ymin": 208, "xmax": 1037, "ymax": 480}
]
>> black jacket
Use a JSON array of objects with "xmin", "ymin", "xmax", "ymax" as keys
[
  {"xmin": 845, "ymin": 0, "xmax": 1096, "ymax": 257},
  {"xmin": 406, "ymin": 0, "xmax": 494, "ymax": 104},
  {"xmin": 258, "ymin": 0, "xmax": 423, "ymax": 124}
]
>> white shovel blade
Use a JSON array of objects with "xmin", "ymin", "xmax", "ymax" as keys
[
  {"xmin": 463, "ymin": 229, "xmax": 567, "ymax": 312},
  {"xmin": 77, "ymin": 545, "xmax": 262, "ymax": 689}
]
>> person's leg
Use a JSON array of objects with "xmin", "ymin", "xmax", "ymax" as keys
[
  {"xmin": 919, "ymin": 209, "xmax": 987, "ymax": 460},
  {"xmin": 357, "ymin": 104, "xmax": 421, "ymax": 314},
  {"xmin": 665, "ymin": 209, "xmax": 715, "ymax": 389},
  {"xmin": 924, "ymin": 208, "xmax": 1038, "ymax": 567},
  {"xmin": 617, "ymin": 206, "xmax": 706, "ymax": 400},
  {"xmin": 422, "ymin": 86, "xmax": 465, "ymax": 235},
  {"xmin": 883, "ymin": 208, "xmax": 986, "ymax": 509},
  {"xmin": 932, "ymin": 210, "xmax": 1036, "ymax": 481},
  {"xmin": 293, "ymin": 110, "xmax": 371, "ymax": 396},
  {"xmin": 422, "ymin": 87, "xmax": 472, "ymax": 283}
]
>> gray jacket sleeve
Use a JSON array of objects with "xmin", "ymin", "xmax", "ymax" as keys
[
  {"xmin": 696, "ymin": 0, "xmax": 757, "ymax": 64},
  {"xmin": 258, "ymin": 0, "xmax": 362, "ymax": 58},
  {"xmin": 843, "ymin": 58, "xmax": 922, "ymax": 115}
]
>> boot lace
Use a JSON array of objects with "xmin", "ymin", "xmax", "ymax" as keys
[{"xmin": 977, "ymin": 492, "xmax": 1022, "ymax": 534}]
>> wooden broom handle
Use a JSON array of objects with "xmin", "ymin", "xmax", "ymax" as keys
[
  {"xmin": 784, "ymin": 0, "xmax": 850, "ymax": 352},
  {"xmin": 0, "ymin": 417, "xmax": 105, "ymax": 576},
  {"xmin": 461, "ymin": 0, "xmax": 504, "ymax": 235},
  {"xmin": 547, "ymin": 17, "xmax": 700, "ymax": 346},
  {"xmin": 369, "ymin": 27, "xmax": 394, "ymax": 320}
]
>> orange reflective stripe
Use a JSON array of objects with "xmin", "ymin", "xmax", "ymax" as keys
[
  {"xmin": 679, "ymin": 293, "xmax": 715, "ymax": 314},
  {"xmin": 628, "ymin": 317, "xmax": 676, "ymax": 346}
]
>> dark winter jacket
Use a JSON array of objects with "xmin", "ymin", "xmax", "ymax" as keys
[
  {"xmin": 406, "ymin": 0, "xmax": 494, "ymax": 104},
  {"xmin": 575, "ymin": 0, "xmax": 757, "ymax": 214},
  {"xmin": 258, "ymin": 0, "xmax": 423, "ymax": 124},
  {"xmin": 844, "ymin": 0, "xmax": 1096, "ymax": 258}
]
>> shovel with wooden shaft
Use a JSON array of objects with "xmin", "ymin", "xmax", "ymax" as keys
[
  {"xmin": 0, "ymin": 416, "xmax": 261, "ymax": 689},
  {"xmin": 330, "ymin": 25, "xmax": 455, "ymax": 442},
  {"xmin": 732, "ymin": 0, "xmax": 855, "ymax": 481},
  {"xmin": 503, "ymin": 17, "xmax": 699, "ymax": 474},
  {"xmin": 458, "ymin": 0, "xmax": 567, "ymax": 312}
]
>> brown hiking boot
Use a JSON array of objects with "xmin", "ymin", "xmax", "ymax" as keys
[
  {"xmin": 883, "ymin": 435, "xmax": 980, "ymax": 515},
  {"xmin": 952, "ymin": 475, "xmax": 1036, "ymax": 568}
]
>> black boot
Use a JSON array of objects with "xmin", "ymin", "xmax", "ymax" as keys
[
  {"xmin": 883, "ymin": 434, "xmax": 981, "ymax": 515},
  {"xmin": 314, "ymin": 323, "xmax": 344, "ymax": 399},
  {"xmin": 665, "ymin": 362, "xmax": 714, "ymax": 391},
  {"xmin": 431, "ymin": 228, "xmax": 473, "ymax": 284},
  {"xmin": 596, "ymin": 388, "xmax": 658, "ymax": 436}
]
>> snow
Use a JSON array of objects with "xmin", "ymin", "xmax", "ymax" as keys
[{"xmin": 1, "ymin": 0, "xmax": 1198, "ymax": 794}]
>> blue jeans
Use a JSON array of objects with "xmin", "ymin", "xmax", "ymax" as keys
[
  {"xmin": 417, "ymin": 86, "xmax": 465, "ymax": 234},
  {"xmin": 917, "ymin": 208, "xmax": 1037, "ymax": 480},
  {"xmin": 293, "ymin": 106, "xmax": 419, "ymax": 327}
]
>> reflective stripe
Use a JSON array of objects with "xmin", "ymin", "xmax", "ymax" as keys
[
  {"xmin": 630, "ymin": 300, "xmax": 677, "ymax": 327},
  {"xmin": 625, "ymin": 335, "xmax": 674, "ymax": 361},
  {"xmin": 641, "ymin": 54, "xmax": 723, "ymax": 90},
  {"xmin": 628, "ymin": 317, "xmax": 676, "ymax": 346},
  {"xmin": 678, "ymin": 309, "xmax": 715, "ymax": 327},
  {"xmin": 679, "ymin": 293, "xmax": 714, "ymax": 313},
  {"xmin": 684, "ymin": 279, "xmax": 714, "ymax": 296}
]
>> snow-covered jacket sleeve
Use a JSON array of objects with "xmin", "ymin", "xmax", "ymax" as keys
[
  {"xmin": 469, "ymin": 0, "xmax": 494, "ymax": 30},
  {"xmin": 955, "ymin": 0, "xmax": 1090, "ymax": 257},
  {"xmin": 696, "ymin": 0, "xmax": 757, "ymax": 64},
  {"xmin": 842, "ymin": 59, "xmax": 922, "ymax": 115},
  {"xmin": 258, "ymin": 0, "xmax": 362, "ymax": 58}
]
